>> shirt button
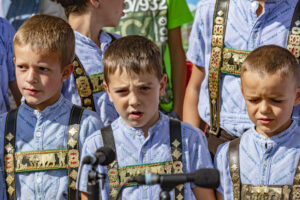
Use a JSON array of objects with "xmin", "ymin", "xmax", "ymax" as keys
[
  {"xmin": 253, "ymin": 33, "xmax": 257, "ymax": 39},
  {"xmin": 35, "ymin": 132, "xmax": 41, "ymax": 137},
  {"xmin": 37, "ymin": 177, "xmax": 42, "ymax": 183}
]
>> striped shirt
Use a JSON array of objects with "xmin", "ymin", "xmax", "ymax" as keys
[{"xmin": 214, "ymin": 121, "xmax": 300, "ymax": 200}]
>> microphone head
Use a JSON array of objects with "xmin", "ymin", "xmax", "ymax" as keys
[
  {"xmin": 193, "ymin": 168, "xmax": 220, "ymax": 189},
  {"xmin": 95, "ymin": 147, "xmax": 116, "ymax": 165},
  {"xmin": 82, "ymin": 154, "xmax": 96, "ymax": 164}
]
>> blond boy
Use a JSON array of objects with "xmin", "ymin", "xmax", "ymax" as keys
[
  {"xmin": 215, "ymin": 45, "xmax": 300, "ymax": 200},
  {"xmin": 0, "ymin": 15, "xmax": 102, "ymax": 199}
]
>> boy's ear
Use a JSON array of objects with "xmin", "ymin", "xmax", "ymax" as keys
[
  {"xmin": 159, "ymin": 74, "xmax": 168, "ymax": 97},
  {"xmin": 13, "ymin": 57, "xmax": 16, "ymax": 65},
  {"xmin": 103, "ymin": 81, "xmax": 113, "ymax": 102},
  {"xmin": 90, "ymin": 0, "xmax": 100, "ymax": 8},
  {"xmin": 293, "ymin": 86, "xmax": 300, "ymax": 106},
  {"xmin": 61, "ymin": 63, "xmax": 74, "ymax": 82}
]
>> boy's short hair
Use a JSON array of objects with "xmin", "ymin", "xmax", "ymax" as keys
[
  {"xmin": 103, "ymin": 35, "xmax": 164, "ymax": 85},
  {"xmin": 52, "ymin": 0, "xmax": 88, "ymax": 17},
  {"xmin": 14, "ymin": 14, "xmax": 75, "ymax": 68},
  {"xmin": 241, "ymin": 45, "xmax": 299, "ymax": 87}
]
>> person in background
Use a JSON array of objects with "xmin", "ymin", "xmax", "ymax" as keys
[
  {"xmin": 0, "ymin": 17, "xmax": 21, "ymax": 113},
  {"xmin": 55, "ymin": 0, "xmax": 125, "ymax": 126}
]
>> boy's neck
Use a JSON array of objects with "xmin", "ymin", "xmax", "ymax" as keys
[{"xmin": 68, "ymin": 13, "xmax": 103, "ymax": 48}]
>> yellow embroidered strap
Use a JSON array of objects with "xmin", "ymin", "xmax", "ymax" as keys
[
  {"xmin": 287, "ymin": 1, "xmax": 300, "ymax": 62},
  {"xmin": 208, "ymin": 0, "xmax": 230, "ymax": 136},
  {"xmin": 73, "ymin": 56, "xmax": 96, "ymax": 111}
]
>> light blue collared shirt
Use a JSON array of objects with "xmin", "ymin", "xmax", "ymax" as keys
[
  {"xmin": 62, "ymin": 30, "xmax": 119, "ymax": 126},
  {"xmin": 0, "ymin": 17, "xmax": 16, "ymax": 114},
  {"xmin": 0, "ymin": 96, "xmax": 103, "ymax": 200},
  {"xmin": 214, "ymin": 121, "xmax": 300, "ymax": 200},
  {"xmin": 187, "ymin": 0, "xmax": 299, "ymax": 136},
  {"xmin": 79, "ymin": 112, "xmax": 213, "ymax": 200}
]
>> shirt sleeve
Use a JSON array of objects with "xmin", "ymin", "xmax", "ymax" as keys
[
  {"xmin": 167, "ymin": 0, "xmax": 193, "ymax": 30},
  {"xmin": 214, "ymin": 142, "xmax": 233, "ymax": 199},
  {"xmin": 2, "ymin": 18, "xmax": 16, "ymax": 82}
]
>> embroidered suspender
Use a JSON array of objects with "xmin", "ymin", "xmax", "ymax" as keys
[
  {"xmin": 287, "ymin": 0, "xmax": 300, "ymax": 62},
  {"xmin": 228, "ymin": 138, "xmax": 300, "ymax": 200},
  {"xmin": 73, "ymin": 33, "xmax": 117, "ymax": 111},
  {"xmin": 208, "ymin": 0, "xmax": 300, "ymax": 136},
  {"xmin": 4, "ymin": 105, "xmax": 84, "ymax": 200},
  {"xmin": 4, "ymin": 109, "xmax": 18, "ymax": 200},
  {"xmin": 102, "ymin": 119, "xmax": 184, "ymax": 200},
  {"xmin": 208, "ymin": 0, "xmax": 230, "ymax": 136},
  {"xmin": 228, "ymin": 138, "xmax": 241, "ymax": 200}
]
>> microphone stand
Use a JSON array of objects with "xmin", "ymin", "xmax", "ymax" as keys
[{"xmin": 87, "ymin": 165, "xmax": 106, "ymax": 200}]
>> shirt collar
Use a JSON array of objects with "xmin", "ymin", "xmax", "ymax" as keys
[
  {"xmin": 114, "ymin": 111, "xmax": 167, "ymax": 137},
  {"xmin": 250, "ymin": 120, "xmax": 298, "ymax": 146},
  {"xmin": 22, "ymin": 95, "xmax": 66, "ymax": 119}
]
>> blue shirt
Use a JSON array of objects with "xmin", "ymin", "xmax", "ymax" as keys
[
  {"xmin": 62, "ymin": 31, "xmax": 119, "ymax": 126},
  {"xmin": 187, "ymin": 0, "xmax": 300, "ymax": 136},
  {"xmin": 79, "ymin": 113, "xmax": 213, "ymax": 200},
  {"xmin": 0, "ymin": 96, "xmax": 103, "ymax": 200},
  {"xmin": 0, "ymin": 17, "xmax": 16, "ymax": 114},
  {"xmin": 214, "ymin": 121, "xmax": 300, "ymax": 200}
]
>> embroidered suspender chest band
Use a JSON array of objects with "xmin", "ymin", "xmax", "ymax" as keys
[
  {"xmin": 101, "ymin": 119, "xmax": 185, "ymax": 200},
  {"xmin": 228, "ymin": 138, "xmax": 300, "ymax": 200},
  {"xmin": 208, "ymin": 0, "xmax": 230, "ymax": 136},
  {"xmin": 4, "ymin": 109, "xmax": 18, "ymax": 200},
  {"xmin": 287, "ymin": 0, "xmax": 300, "ymax": 62},
  {"xmin": 3, "ymin": 106, "xmax": 84, "ymax": 200}
]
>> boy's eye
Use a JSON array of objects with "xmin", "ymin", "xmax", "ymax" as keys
[
  {"xmin": 17, "ymin": 65, "xmax": 26, "ymax": 69},
  {"xmin": 271, "ymin": 99, "xmax": 282, "ymax": 103},
  {"xmin": 39, "ymin": 67, "xmax": 49, "ymax": 72},
  {"xmin": 116, "ymin": 89, "xmax": 127, "ymax": 93},
  {"xmin": 140, "ymin": 86, "xmax": 150, "ymax": 91},
  {"xmin": 248, "ymin": 99, "xmax": 258, "ymax": 103}
]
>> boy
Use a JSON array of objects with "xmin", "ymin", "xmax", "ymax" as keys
[
  {"xmin": 0, "ymin": 17, "xmax": 21, "ymax": 113},
  {"xmin": 104, "ymin": 0, "xmax": 193, "ymax": 119},
  {"xmin": 215, "ymin": 45, "xmax": 300, "ymax": 200},
  {"xmin": 54, "ymin": 0, "xmax": 125, "ymax": 126},
  {"xmin": 0, "ymin": 14, "xmax": 102, "ymax": 199},
  {"xmin": 79, "ymin": 35, "xmax": 215, "ymax": 200},
  {"xmin": 184, "ymin": 0, "xmax": 300, "ymax": 157}
]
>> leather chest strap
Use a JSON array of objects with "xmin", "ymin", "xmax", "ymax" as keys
[
  {"xmin": 4, "ymin": 109, "xmax": 18, "ymax": 200},
  {"xmin": 228, "ymin": 138, "xmax": 241, "ymax": 200}
]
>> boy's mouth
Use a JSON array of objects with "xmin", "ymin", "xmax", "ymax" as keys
[
  {"xmin": 258, "ymin": 118, "xmax": 273, "ymax": 125},
  {"xmin": 130, "ymin": 111, "xmax": 143, "ymax": 119},
  {"xmin": 25, "ymin": 88, "xmax": 39, "ymax": 95}
]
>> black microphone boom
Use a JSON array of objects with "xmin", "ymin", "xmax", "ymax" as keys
[
  {"xmin": 82, "ymin": 146, "xmax": 115, "ymax": 166},
  {"xmin": 131, "ymin": 168, "xmax": 220, "ymax": 189}
]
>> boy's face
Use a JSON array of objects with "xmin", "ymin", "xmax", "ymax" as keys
[
  {"xmin": 99, "ymin": 0, "xmax": 125, "ymax": 27},
  {"xmin": 105, "ymin": 69, "xmax": 167, "ymax": 133},
  {"xmin": 241, "ymin": 71, "xmax": 300, "ymax": 137},
  {"xmin": 14, "ymin": 45, "xmax": 73, "ymax": 111}
]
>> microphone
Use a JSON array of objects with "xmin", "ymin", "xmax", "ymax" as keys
[
  {"xmin": 82, "ymin": 146, "xmax": 115, "ymax": 166},
  {"xmin": 129, "ymin": 168, "xmax": 220, "ymax": 189}
]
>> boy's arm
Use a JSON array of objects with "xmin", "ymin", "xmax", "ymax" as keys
[
  {"xmin": 168, "ymin": 26, "xmax": 186, "ymax": 119},
  {"xmin": 216, "ymin": 191, "xmax": 224, "ymax": 200},
  {"xmin": 9, "ymin": 81, "xmax": 22, "ymax": 106},
  {"xmin": 193, "ymin": 187, "xmax": 216, "ymax": 200},
  {"xmin": 183, "ymin": 64, "xmax": 205, "ymax": 127}
]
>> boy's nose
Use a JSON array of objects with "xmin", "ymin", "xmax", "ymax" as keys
[
  {"xmin": 259, "ymin": 100, "xmax": 271, "ymax": 113},
  {"xmin": 129, "ymin": 92, "xmax": 140, "ymax": 106},
  {"xmin": 26, "ymin": 69, "xmax": 38, "ymax": 84}
]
